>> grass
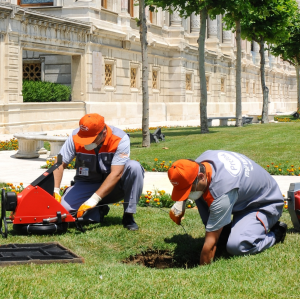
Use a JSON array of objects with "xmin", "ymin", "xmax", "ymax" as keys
[
  {"xmin": 0, "ymin": 207, "xmax": 298, "ymax": 298},
  {"xmin": 0, "ymin": 123, "xmax": 300, "ymax": 298},
  {"xmin": 130, "ymin": 123, "xmax": 300, "ymax": 167}
]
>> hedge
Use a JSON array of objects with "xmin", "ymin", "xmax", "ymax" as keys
[{"xmin": 22, "ymin": 80, "xmax": 71, "ymax": 102}]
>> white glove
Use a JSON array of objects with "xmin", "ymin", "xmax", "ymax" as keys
[
  {"xmin": 77, "ymin": 193, "xmax": 102, "ymax": 218},
  {"xmin": 169, "ymin": 200, "xmax": 187, "ymax": 225}
]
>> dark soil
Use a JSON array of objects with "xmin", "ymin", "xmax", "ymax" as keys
[{"xmin": 123, "ymin": 249, "xmax": 198, "ymax": 269}]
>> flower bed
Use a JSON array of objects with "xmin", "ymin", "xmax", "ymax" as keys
[
  {"xmin": 41, "ymin": 157, "xmax": 76, "ymax": 170},
  {"xmin": 1, "ymin": 183, "xmax": 288, "ymax": 211},
  {"xmin": 0, "ymin": 139, "xmax": 18, "ymax": 151},
  {"xmin": 2, "ymin": 183, "xmax": 24, "ymax": 194},
  {"xmin": 265, "ymin": 162, "xmax": 300, "ymax": 176},
  {"xmin": 115, "ymin": 189, "xmax": 196, "ymax": 209}
]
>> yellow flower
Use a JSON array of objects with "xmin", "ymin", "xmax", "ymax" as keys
[
  {"xmin": 275, "ymin": 166, "xmax": 278, "ymax": 168},
  {"xmin": 279, "ymin": 169, "xmax": 282, "ymax": 171},
  {"xmin": 154, "ymin": 158, "xmax": 158, "ymax": 162},
  {"xmin": 157, "ymin": 202, "xmax": 160, "ymax": 205}
]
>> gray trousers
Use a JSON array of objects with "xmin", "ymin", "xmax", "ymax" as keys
[
  {"xmin": 196, "ymin": 197, "xmax": 283, "ymax": 256},
  {"xmin": 61, "ymin": 160, "xmax": 144, "ymax": 222}
]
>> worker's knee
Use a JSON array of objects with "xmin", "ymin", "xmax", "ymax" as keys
[{"xmin": 124, "ymin": 160, "xmax": 144, "ymax": 178}]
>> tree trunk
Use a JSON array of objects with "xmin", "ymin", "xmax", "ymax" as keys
[
  {"xmin": 235, "ymin": 19, "xmax": 242, "ymax": 127},
  {"xmin": 139, "ymin": 0, "xmax": 150, "ymax": 147},
  {"xmin": 259, "ymin": 39, "xmax": 269, "ymax": 124},
  {"xmin": 296, "ymin": 64, "xmax": 300, "ymax": 110},
  {"xmin": 199, "ymin": 8, "xmax": 209, "ymax": 133}
]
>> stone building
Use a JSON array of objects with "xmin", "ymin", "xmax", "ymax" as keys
[{"xmin": 0, "ymin": 0, "xmax": 297, "ymax": 133}]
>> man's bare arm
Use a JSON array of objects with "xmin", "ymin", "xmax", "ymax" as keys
[
  {"xmin": 53, "ymin": 162, "xmax": 68, "ymax": 189},
  {"xmin": 94, "ymin": 165, "xmax": 125, "ymax": 199},
  {"xmin": 200, "ymin": 227, "xmax": 223, "ymax": 265}
]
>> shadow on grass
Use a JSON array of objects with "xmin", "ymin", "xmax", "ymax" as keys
[{"xmin": 164, "ymin": 234, "xmax": 231, "ymax": 268}]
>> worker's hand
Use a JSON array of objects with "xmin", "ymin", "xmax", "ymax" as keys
[
  {"xmin": 77, "ymin": 193, "xmax": 102, "ymax": 218},
  {"xmin": 169, "ymin": 200, "xmax": 186, "ymax": 225},
  {"xmin": 53, "ymin": 187, "xmax": 61, "ymax": 203}
]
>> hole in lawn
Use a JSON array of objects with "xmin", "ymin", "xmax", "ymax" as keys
[{"xmin": 123, "ymin": 249, "xmax": 198, "ymax": 269}]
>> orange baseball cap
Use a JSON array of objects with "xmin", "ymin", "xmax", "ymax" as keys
[
  {"xmin": 73, "ymin": 113, "xmax": 105, "ymax": 145},
  {"xmin": 168, "ymin": 159, "xmax": 199, "ymax": 201}
]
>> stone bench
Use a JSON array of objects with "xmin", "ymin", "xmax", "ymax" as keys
[
  {"xmin": 207, "ymin": 117, "xmax": 237, "ymax": 127},
  {"xmin": 13, "ymin": 132, "xmax": 68, "ymax": 159}
]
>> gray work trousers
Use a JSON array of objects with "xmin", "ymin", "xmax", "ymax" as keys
[
  {"xmin": 196, "ymin": 197, "xmax": 283, "ymax": 256},
  {"xmin": 61, "ymin": 160, "xmax": 144, "ymax": 222}
]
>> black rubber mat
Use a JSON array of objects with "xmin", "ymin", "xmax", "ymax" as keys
[{"xmin": 0, "ymin": 242, "xmax": 84, "ymax": 266}]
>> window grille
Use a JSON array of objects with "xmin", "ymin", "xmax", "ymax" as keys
[
  {"xmin": 23, "ymin": 63, "xmax": 41, "ymax": 81},
  {"xmin": 152, "ymin": 70, "xmax": 158, "ymax": 89},
  {"xmin": 186, "ymin": 74, "xmax": 192, "ymax": 90},
  {"xmin": 105, "ymin": 64, "xmax": 112, "ymax": 86},
  {"xmin": 206, "ymin": 76, "xmax": 209, "ymax": 91},
  {"xmin": 221, "ymin": 78, "xmax": 225, "ymax": 92},
  {"xmin": 130, "ymin": 68, "xmax": 137, "ymax": 88}
]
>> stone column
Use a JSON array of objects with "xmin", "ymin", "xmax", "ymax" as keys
[
  {"xmin": 222, "ymin": 29, "xmax": 232, "ymax": 44},
  {"xmin": 206, "ymin": 16, "xmax": 219, "ymax": 50},
  {"xmin": 170, "ymin": 9, "xmax": 182, "ymax": 27},
  {"xmin": 190, "ymin": 12, "xmax": 200, "ymax": 34},
  {"xmin": 207, "ymin": 17, "xmax": 218, "ymax": 38}
]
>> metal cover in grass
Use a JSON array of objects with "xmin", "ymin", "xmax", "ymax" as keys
[{"xmin": 0, "ymin": 242, "xmax": 84, "ymax": 266}]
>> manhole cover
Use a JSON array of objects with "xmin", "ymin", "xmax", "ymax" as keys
[{"xmin": 0, "ymin": 242, "xmax": 84, "ymax": 267}]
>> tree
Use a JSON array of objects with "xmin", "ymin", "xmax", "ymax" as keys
[
  {"xmin": 240, "ymin": 0, "xmax": 297, "ymax": 123},
  {"xmin": 139, "ymin": 0, "xmax": 151, "ymax": 147},
  {"xmin": 271, "ymin": 12, "xmax": 300, "ymax": 110},
  {"xmin": 148, "ymin": 0, "xmax": 225, "ymax": 133},
  {"xmin": 223, "ymin": 0, "xmax": 273, "ymax": 127}
]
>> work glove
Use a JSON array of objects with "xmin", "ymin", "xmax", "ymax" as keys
[
  {"xmin": 53, "ymin": 187, "xmax": 62, "ymax": 203},
  {"xmin": 77, "ymin": 193, "xmax": 102, "ymax": 218},
  {"xmin": 169, "ymin": 200, "xmax": 187, "ymax": 225}
]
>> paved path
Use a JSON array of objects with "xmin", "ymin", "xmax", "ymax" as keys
[{"xmin": 0, "ymin": 150, "xmax": 298, "ymax": 196}]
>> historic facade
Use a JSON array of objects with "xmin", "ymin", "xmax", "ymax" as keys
[{"xmin": 0, "ymin": 0, "xmax": 297, "ymax": 133}]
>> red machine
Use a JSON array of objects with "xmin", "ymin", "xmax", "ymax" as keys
[
  {"xmin": 287, "ymin": 182, "xmax": 300, "ymax": 232},
  {"xmin": 0, "ymin": 155, "xmax": 81, "ymax": 238}
]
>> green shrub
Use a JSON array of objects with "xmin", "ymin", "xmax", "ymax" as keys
[{"xmin": 22, "ymin": 80, "xmax": 71, "ymax": 102}]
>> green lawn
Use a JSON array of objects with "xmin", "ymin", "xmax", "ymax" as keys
[
  {"xmin": 0, "ymin": 208, "xmax": 298, "ymax": 298},
  {"xmin": 130, "ymin": 123, "xmax": 300, "ymax": 167},
  {"xmin": 0, "ymin": 123, "xmax": 300, "ymax": 298}
]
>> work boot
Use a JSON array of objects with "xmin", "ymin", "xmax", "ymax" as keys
[
  {"xmin": 122, "ymin": 213, "xmax": 139, "ymax": 231},
  {"xmin": 99, "ymin": 205, "xmax": 110, "ymax": 223},
  {"xmin": 270, "ymin": 221, "xmax": 287, "ymax": 244}
]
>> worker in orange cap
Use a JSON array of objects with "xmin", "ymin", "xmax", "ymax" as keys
[
  {"xmin": 53, "ymin": 113, "xmax": 144, "ymax": 230},
  {"xmin": 168, "ymin": 150, "xmax": 287, "ymax": 265}
]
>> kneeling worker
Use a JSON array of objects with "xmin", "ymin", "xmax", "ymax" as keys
[
  {"xmin": 168, "ymin": 150, "xmax": 287, "ymax": 265},
  {"xmin": 53, "ymin": 113, "xmax": 144, "ymax": 230}
]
